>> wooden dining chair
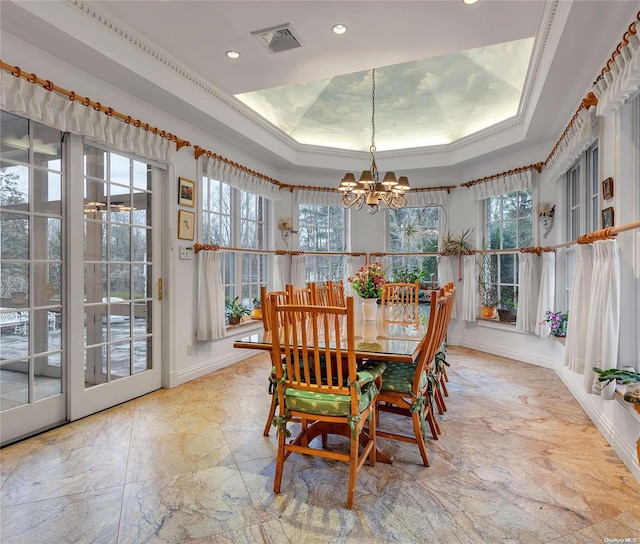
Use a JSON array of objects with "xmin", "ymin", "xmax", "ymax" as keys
[
  {"xmin": 374, "ymin": 287, "xmax": 453, "ymax": 466},
  {"xmin": 327, "ymin": 279, "xmax": 346, "ymax": 307},
  {"xmin": 381, "ymin": 281, "xmax": 420, "ymax": 326},
  {"xmin": 310, "ymin": 282, "xmax": 331, "ymax": 306},
  {"xmin": 268, "ymin": 296, "xmax": 386, "ymax": 509},
  {"xmin": 261, "ymin": 286, "xmax": 290, "ymax": 436},
  {"xmin": 431, "ymin": 282, "xmax": 456, "ymax": 417}
]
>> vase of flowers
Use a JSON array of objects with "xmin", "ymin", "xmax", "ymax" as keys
[
  {"xmin": 540, "ymin": 310, "xmax": 568, "ymax": 337},
  {"xmin": 348, "ymin": 261, "xmax": 385, "ymax": 320}
]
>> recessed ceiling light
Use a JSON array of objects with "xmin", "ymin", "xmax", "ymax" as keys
[
  {"xmin": 463, "ymin": 0, "xmax": 479, "ymax": 4},
  {"xmin": 226, "ymin": 50, "xmax": 240, "ymax": 59},
  {"xmin": 332, "ymin": 24, "xmax": 347, "ymax": 35}
]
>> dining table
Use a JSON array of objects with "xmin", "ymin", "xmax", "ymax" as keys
[{"xmin": 233, "ymin": 301, "xmax": 432, "ymax": 464}]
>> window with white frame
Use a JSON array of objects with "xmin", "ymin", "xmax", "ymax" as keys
[
  {"xmin": 564, "ymin": 140, "xmax": 599, "ymax": 307},
  {"xmin": 298, "ymin": 204, "xmax": 346, "ymax": 282},
  {"xmin": 387, "ymin": 206, "xmax": 439, "ymax": 286},
  {"xmin": 485, "ymin": 189, "xmax": 533, "ymax": 308},
  {"xmin": 201, "ymin": 175, "xmax": 268, "ymax": 307}
]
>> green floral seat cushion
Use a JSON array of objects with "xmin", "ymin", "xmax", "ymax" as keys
[
  {"xmin": 283, "ymin": 360, "xmax": 386, "ymax": 416},
  {"xmin": 380, "ymin": 361, "xmax": 428, "ymax": 394},
  {"xmin": 284, "ymin": 380, "xmax": 379, "ymax": 416}
]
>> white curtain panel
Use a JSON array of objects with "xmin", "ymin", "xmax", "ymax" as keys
[
  {"xmin": 583, "ymin": 240, "xmax": 620, "ymax": 400},
  {"xmin": 564, "ymin": 245, "xmax": 593, "ymax": 373},
  {"xmin": 460, "ymin": 254, "xmax": 478, "ymax": 322},
  {"xmin": 541, "ymin": 108, "xmax": 597, "ymax": 184},
  {"xmin": 405, "ymin": 189, "xmax": 449, "ymax": 208},
  {"xmin": 535, "ymin": 252, "xmax": 556, "ymax": 338},
  {"xmin": 204, "ymin": 156, "xmax": 280, "ymax": 200},
  {"xmin": 272, "ymin": 254, "xmax": 290, "ymax": 291},
  {"xmin": 516, "ymin": 253, "xmax": 540, "ymax": 333},
  {"xmin": 592, "ymin": 30, "xmax": 640, "ymax": 116},
  {"xmin": 1, "ymin": 73, "xmax": 174, "ymax": 163},
  {"xmin": 195, "ymin": 250, "xmax": 226, "ymax": 341},
  {"xmin": 290, "ymin": 254, "xmax": 307, "ymax": 288},
  {"xmin": 294, "ymin": 187, "xmax": 341, "ymax": 206},
  {"xmin": 437, "ymin": 255, "xmax": 456, "ymax": 318},
  {"xmin": 469, "ymin": 170, "xmax": 533, "ymax": 201}
]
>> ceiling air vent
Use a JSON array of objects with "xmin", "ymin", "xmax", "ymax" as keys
[{"xmin": 251, "ymin": 23, "xmax": 302, "ymax": 53}]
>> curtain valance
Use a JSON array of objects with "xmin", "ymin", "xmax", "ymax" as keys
[
  {"xmin": 203, "ymin": 156, "xmax": 281, "ymax": 200},
  {"xmin": 405, "ymin": 189, "xmax": 448, "ymax": 208},
  {"xmin": 469, "ymin": 170, "xmax": 533, "ymax": 201},
  {"xmin": 592, "ymin": 29, "xmax": 640, "ymax": 116},
  {"xmin": 0, "ymin": 72, "xmax": 174, "ymax": 164},
  {"xmin": 294, "ymin": 187, "xmax": 342, "ymax": 206},
  {"xmin": 541, "ymin": 108, "xmax": 598, "ymax": 184}
]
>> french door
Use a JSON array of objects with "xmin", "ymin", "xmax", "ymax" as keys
[{"xmin": 0, "ymin": 116, "xmax": 164, "ymax": 445}]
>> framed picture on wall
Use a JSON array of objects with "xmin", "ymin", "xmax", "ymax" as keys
[
  {"xmin": 602, "ymin": 177, "xmax": 614, "ymax": 200},
  {"xmin": 178, "ymin": 177, "xmax": 195, "ymax": 208},
  {"xmin": 601, "ymin": 206, "xmax": 614, "ymax": 229},
  {"xmin": 178, "ymin": 209, "xmax": 195, "ymax": 240}
]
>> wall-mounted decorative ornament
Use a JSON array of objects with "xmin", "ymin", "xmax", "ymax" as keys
[
  {"xmin": 537, "ymin": 202, "xmax": 555, "ymax": 238},
  {"xmin": 278, "ymin": 217, "xmax": 297, "ymax": 247}
]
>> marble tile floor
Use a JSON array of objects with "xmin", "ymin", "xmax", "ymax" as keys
[{"xmin": 1, "ymin": 347, "xmax": 639, "ymax": 543}]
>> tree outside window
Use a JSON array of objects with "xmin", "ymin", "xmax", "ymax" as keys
[
  {"xmin": 298, "ymin": 204, "xmax": 345, "ymax": 283},
  {"xmin": 485, "ymin": 190, "xmax": 532, "ymax": 307},
  {"xmin": 387, "ymin": 207, "xmax": 439, "ymax": 286}
]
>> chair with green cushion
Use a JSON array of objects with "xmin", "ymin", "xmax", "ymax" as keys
[
  {"xmin": 269, "ymin": 296, "xmax": 385, "ymax": 509},
  {"xmin": 375, "ymin": 287, "xmax": 453, "ymax": 466},
  {"xmin": 431, "ymin": 282, "xmax": 456, "ymax": 417},
  {"xmin": 261, "ymin": 287, "xmax": 290, "ymax": 436}
]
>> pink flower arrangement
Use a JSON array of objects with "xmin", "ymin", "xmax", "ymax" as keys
[
  {"xmin": 348, "ymin": 261, "xmax": 385, "ymax": 299},
  {"xmin": 540, "ymin": 310, "xmax": 568, "ymax": 337}
]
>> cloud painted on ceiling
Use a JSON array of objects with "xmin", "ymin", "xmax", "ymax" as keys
[{"xmin": 236, "ymin": 37, "xmax": 535, "ymax": 151}]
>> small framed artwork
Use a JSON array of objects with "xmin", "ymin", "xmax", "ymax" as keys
[
  {"xmin": 602, "ymin": 177, "xmax": 614, "ymax": 200},
  {"xmin": 601, "ymin": 206, "xmax": 614, "ymax": 229},
  {"xmin": 178, "ymin": 209, "xmax": 195, "ymax": 240},
  {"xmin": 178, "ymin": 177, "xmax": 195, "ymax": 208}
]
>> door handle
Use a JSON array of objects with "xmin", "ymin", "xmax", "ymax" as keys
[{"xmin": 157, "ymin": 278, "xmax": 163, "ymax": 301}]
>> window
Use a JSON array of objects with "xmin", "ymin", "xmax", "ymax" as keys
[
  {"xmin": 485, "ymin": 189, "xmax": 532, "ymax": 306},
  {"xmin": 567, "ymin": 141, "xmax": 599, "ymax": 241},
  {"xmin": 298, "ymin": 204, "xmax": 346, "ymax": 282},
  {"xmin": 202, "ymin": 176, "xmax": 268, "ymax": 307},
  {"xmin": 565, "ymin": 141, "xmax": 598, "ymax": 307},
  {"xmin": 387, "ymin": 206, "xmax": 439, "ymax": 286}
]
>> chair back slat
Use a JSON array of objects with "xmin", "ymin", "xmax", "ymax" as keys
[
  {"xmin": 261, "ymin": 286, "xmax": 289, "ymax": 332},
  {"xmin": 327, "ymin": 280, "xmax": 346, "ymax": 307},
  {"xmin": 381, "ymin": 281, "xmax": 420, "ymax": 325},
  {"xmin": 271, "ymin": 298, "xmax": 355, "ymax": 397}
]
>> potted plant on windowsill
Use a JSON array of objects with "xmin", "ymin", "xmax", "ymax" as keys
[
  {"xmin": 251, "ymin": 297, "xmax": 262, "ymax": 320},
  {"xmin": 226, "ymin": 297, "xmax": 251, "ymax": 325},
  {"xmin": 497, "ymin": 293, "xmax": 517, "ymax": 323}
]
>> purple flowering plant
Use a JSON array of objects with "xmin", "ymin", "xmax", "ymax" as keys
[
  {"xmin": 348, "ymin": 261, "xmax": 385, "ymax": 299},
  {"xmin": 540, "ymin": 310, "xmax": 568, "ymax": 337}
]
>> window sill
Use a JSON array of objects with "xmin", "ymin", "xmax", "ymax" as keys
[
  {"xmin": 226, "ymin": 317, "xmax": 263, "ymax": 333},
  {"xmin": 474, "ymin": 317, "xmax": 531, "ymax": 334},
  {"xmin": 615, "ymin": 386, "xmax": 640, "ymax": 421}
]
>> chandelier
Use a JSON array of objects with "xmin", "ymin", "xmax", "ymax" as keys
[{"xmin": 338, "ymin": 68, "xmax": 410, "ymax": 214}]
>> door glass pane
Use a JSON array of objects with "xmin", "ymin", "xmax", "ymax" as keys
[
  {"xmin": 84, "ymin": 306, "xmax": 107, "ymax": 346},
  {"xmin": 0, "ymin": 112, "xmax": 29, "ymax": 164},
  {"xmin": 33, "ymin": 216, "xmax": 61, "ymax": 261},
  {"xmin": 110, "ymin": 264, "xmax": 131, "ymax": 299},
  {"xmin": 0, "ymin": 164, "xmax": 29, "ymax": 207},
  {"xmin": 34, "ymin": 353, "xmax": 62, "ymax": 401},
  {"xmin": 133, "ymin": 338, "xmax": 151, "ymax": 374},
  {"xmin": 33, "ymin": 262, "xmax": 62, "ymax": 307},
  {"xmin": 1, "ymin": 262, "xmax": 30, "ymax": 306},
  {"xmin": 32, "ymin": 123, "xmax": 62, "ymax": 167},
  {"xmin": 33, "ymin": 308, "xmax": 61, "ymax": 353},
  {"xmin": 110, "ymin": 340, "xmax": 131, "ymax": 379},
  {"xmin": 110, "ymin": 154, "xmax": 130, "ymax": 185},
  {"xmin": 33, "ymin": 171, "xmax": 62, "ymax": 215},
  {"xmin": 0, "ymin": 213, "xmax": 29, "ymax": 259},
  {"xmin": 110, "ymin": 225, "xmax": 131, "ymax": 261},
  {"xmin": 0, "ymin": 359, "xmax": 28, "ymax": 409}
]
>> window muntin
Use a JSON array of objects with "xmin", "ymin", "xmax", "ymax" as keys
[
  {"xmin": 298, "ymin": 204, "xmax": 346, "ymax": 282},
  {"xmin": 485, "ymin": 189, "xmax": 532, "ymax": 306},
  {"xmin": 202, "ymin": 176, "xmax": 268, "ymax": 306},
  {"xmin": 387, "ymin": 206, "xmax": 439, "ymax": 286}
]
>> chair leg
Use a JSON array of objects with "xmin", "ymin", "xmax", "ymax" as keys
[
  {"xmin": 443, "ymin": 365, "xmax": 449, "ymax": 382},
  {"xmin": 369, "ymin": 407, "xmax": 376, "ymax": 467},
  {"xmin": 274, "ymin": 429, "xmax": 286, "ymax": 494},
  {"xmin": 440, "ymin": 373, "xmax": 449, "ymax": 397},
  {"xmin": 425, "ymin": 398, "xmax": 440, "ymax": 438},
  {"xmin": 263, "ymin": 393, "xmax": 278, "ymax": 436},
  {"xmin": 347, "ymin": 431, "xmax": 359, "ymax": 509},
  {"xmin": 434, "ymin": 383, "xmax": 447, "ymax": 414},
  {"xmin": 412, "ymin": 406, "xmax": 430, "ymax": 467}
]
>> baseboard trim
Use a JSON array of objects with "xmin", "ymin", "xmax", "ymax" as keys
[
  {"xmin": 462, "ymin": 339, "xmax": 555, "ymax": 369},
  {"xmin": 173, "ymin": 349, "xmax": 256, "ymax": 386}
]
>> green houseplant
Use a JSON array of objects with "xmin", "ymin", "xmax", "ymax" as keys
[
  {"xmin": 226, "ymin": 297, "xmax": 251, "ymax": 325},
  {"xmin": 497, "ymin": 292, "xmax": 517, "ymax": 323}
]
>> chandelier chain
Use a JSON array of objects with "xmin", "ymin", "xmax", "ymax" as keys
[{"xmin": 371, "ymin": 68, "xmax": 376, "ymax": 153}]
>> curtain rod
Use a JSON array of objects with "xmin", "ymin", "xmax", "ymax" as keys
[
  {"xmin": 192, "ymin": 243, "xmax": 364, "ymax": 257},
  {"xmin": 460, "ymin": 163, "xmax": 543, "ymax": 188},
  {"xmin": 0, "ymin": 60, "xmax": 190, "ymax": 150}
]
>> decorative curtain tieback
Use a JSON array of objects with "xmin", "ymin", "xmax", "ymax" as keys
[{"xmin": 272, "ymin": 415, "xmax": 291, "ymax": 438}]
